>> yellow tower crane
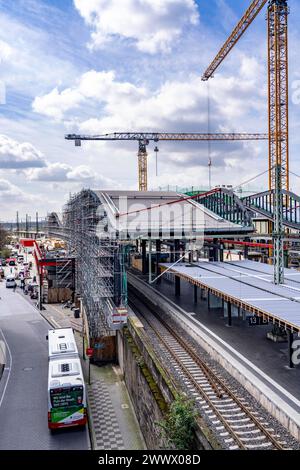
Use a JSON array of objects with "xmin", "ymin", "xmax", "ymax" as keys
[
  {"xmin": 202, "ymin": 0, "xmax": 289, "ymax": 192},
  {"xmin": 65, "ymin": 132, "xmax": 268, "ymax": 191}
]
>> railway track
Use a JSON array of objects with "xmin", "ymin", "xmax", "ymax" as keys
[{"xmin": 129, "ymin": 287, "xmax": 290, "ymax": 450}]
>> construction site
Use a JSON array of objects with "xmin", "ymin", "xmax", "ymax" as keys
[
  {"xmin": 3, "ymin": 0, "xmax": 300, "ymax": 455},
  {"xmin": 42, "ymin": 0, "xmax": 300, "ymax": 449}
]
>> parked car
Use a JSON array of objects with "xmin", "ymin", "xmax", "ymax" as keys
[{"xmin": 6, "ymin": 277, "xmax": 16, "ymax": 288}]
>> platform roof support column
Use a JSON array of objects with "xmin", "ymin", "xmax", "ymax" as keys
[
  {"xmin": 175, "ymin": 276, "xmax": 181, "ymax": 296},
  {"xmin": 227, "ymin": 302, "xmax": 232, "ymax": 327},
  {"xmin": 194, "ymin": 285, "xmax": 198, "ymax": 304},
  {"xmin": 142, "ymin": 240, "xmax": 147, "ymax": 275},
  {"xmin": 174, "ymin": 240, "xmax": 181, "ymax": 296},
  {"xmin": 219, "ymin": 242, "xmax": 224, "ymax": 262},
  {"xmin": 148, "ymin": 239, "xmax": 152, "ymax": 284},
  {"xmin": 170, "ymin": 244, "xmax": 174, "ymax": 263},
  {"xmin": 288, "ymin": 331, "xmax": 295, "ymax": 369},
  {"xmin": 156, "ymin": 240, "xmax": 161, "ymax": 284}
]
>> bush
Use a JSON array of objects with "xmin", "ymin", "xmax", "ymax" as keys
[{"xmin": 158, "ymin": 395, "xmax": 197, "ymax": 450}]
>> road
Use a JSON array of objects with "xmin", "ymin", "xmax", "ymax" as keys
[{"xmin": 0, "ymin": 272, "xmax": 90, "ymax": 450}]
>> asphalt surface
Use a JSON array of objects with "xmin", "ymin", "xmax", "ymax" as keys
[{"xmin": 0, "ymin": 272, "xmax": 90, "ymax": 450}]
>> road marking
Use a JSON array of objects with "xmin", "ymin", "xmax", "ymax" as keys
[
  {"xmin": 0, "ymin": 327, "xmax": 12, "ymax": 409},
  {"xmin": 50, "ymin": 317, "xmax": 61, "ymax": 328},
  {"xmin": 50, "ymin": 305, "xmax": 65, "ymax": 317}
]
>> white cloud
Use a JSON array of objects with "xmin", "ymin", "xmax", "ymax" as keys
[
  {"xmin": 75, "ymin": 60, "xmax": 266, "ymax": 137},
  {"xmin": 27, "ymin": 162, "xmax": 93, "ymax": 182},
  {"xmin": 33, "ymin": 57, "xmax": 266, "ymax": 131},
  {"xmin": 0, "ymin": 178, "xmax": 35, "ymax": 203},
  {"xmin": 32, "ymin": 56, "xmax": 268, "ymax": 186},
  {"xmin": 33, "ymin": 87, "xmax": 84, "ymax": 121},
  {"xmin": 0, "ymin": 39, "xmax": 13, "ymax": 63},
  {"xmin": 74, "ymin": 0, "xmax": 199, "ymax": 54},
  {"xmin": 0, "ymin": 10, "xmax": 77, "ymax": 98},
  {"xmin": 0, "ymin": 135, "xmax": 46, "ymax": 169},
  {"xmin": 26, "ymin": 162, "xmax": 114, "ymax": 187},
  {"xmin": 32, "ymin": 70, "xmax": 147, "ymax": 121}
]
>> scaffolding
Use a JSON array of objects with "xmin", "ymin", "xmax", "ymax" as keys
[{"xmin": 61, "ymin": 190, "xmax": 128, "ymax": 338}]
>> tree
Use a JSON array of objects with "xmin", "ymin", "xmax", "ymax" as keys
[
  {"xmin": 158, "ymin": 395, "xmax": 197, "ymax": 450},
  {"xmin": 0, "ymin": 224, "xmax": 8, "ymax": 253}
]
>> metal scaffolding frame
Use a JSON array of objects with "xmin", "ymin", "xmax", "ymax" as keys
[{"xmin": 48, "ymin": 189, "xmax": 127, "ymax": 338}]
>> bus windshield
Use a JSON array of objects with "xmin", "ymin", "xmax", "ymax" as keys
[{"xmin": 50, "ymin": 386, "xmax": 83, "ymax": 409}]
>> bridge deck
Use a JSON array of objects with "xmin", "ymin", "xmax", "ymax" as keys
[{"xmin": 160, "ymin": 261, "xmax": 300, "ymax": 333}]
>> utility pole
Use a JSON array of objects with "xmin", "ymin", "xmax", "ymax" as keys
[
  {"xmin": 208, "ymin": 157, "xmax": 212, "ymax": 190},
  {"xmin": 154, "ymin": 146, "xmax": 159, "ymax": 177},
  {"xmin": 148, "ymin": 239, "xmax": 152, "ymax": 284},
  {"xmin": 273, "ymin": 164, "xmax": 284, "ymax": 284},
  {"xmin": 16, "ymin": 211, "xmax": 20, "ymax": 233},
  {"xmin": 36, "ymin": 212, "xmax": 39, "ymax": 235}
]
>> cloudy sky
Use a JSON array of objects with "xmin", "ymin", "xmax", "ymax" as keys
[{"xmin": 1, "ymin": 0, "xmax": 300, "ymax": 221}]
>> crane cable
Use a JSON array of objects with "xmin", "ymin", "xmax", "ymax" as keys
[{"xmin": 207, "ymin": 81, "xmax": 212, "ymax": 190}]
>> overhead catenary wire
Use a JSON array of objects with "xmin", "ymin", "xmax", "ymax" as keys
[
  {"xmin": 232, "ymin": 166, "xmax": 274, "ymax": 191},
  {"xmin": 116, "ymin": 167, "xmax": 274, "ymax": 219}
]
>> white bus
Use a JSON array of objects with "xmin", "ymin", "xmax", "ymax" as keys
[
  {"xmin": 48, "ymin": 328, "xmax": 78, "ymax": 360},
  {"xmin": 47, "ymin": 328, "xmax": 87, "ymax": 430}
]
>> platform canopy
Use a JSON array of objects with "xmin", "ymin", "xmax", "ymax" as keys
[{"xmin": 160, "ymin": 260, "xmax": 300, "ymax": 333}]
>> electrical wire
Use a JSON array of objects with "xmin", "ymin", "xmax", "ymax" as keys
[
  {"xmin": 233, "ymin": 166, "xmax": 274, "ymax": 191},
  {"xmin": 290, "ymin": 170, "xmax": 300, "ymax": 180}
]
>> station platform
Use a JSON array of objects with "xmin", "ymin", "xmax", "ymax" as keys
[
  {"xmin": 151, "ymin": 274, "xmax": 300, "ymax": 401},
  {"xmin": 38, "ymin": 302, "xmax": 145, "ymax": 450}
]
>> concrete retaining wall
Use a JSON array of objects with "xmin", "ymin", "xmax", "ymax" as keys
[
  {"xmin": 118, "ymin": 311, "xmax": 218, "ymax": 449},
  {"xmin": 119, "ymin": 322, "xmax": 170, "ymax": 449}
]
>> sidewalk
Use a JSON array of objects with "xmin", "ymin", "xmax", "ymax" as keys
[{"xmin": 40, "ymin": 302, "xmax": 145, "ymax": 450}]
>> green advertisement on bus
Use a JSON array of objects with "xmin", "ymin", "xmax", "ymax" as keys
[{"xmin": 50, "ymin": 386, "xmax": 84, "ymax": 423}]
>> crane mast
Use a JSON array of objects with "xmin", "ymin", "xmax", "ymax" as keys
[
  {"xmin": 268, "ymin": 0, "xmax": 289, "ymax": 192},
  {"xmin": 138, "ymin": 140, "xmax": 148, "ymax": 192}
]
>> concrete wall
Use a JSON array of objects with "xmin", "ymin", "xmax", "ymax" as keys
[
  {"xmin": 118, "ymin": 316, "xmax": 217, "ymax": 450},
  {"xmin": 119, "ymin": 322, "xmax": 170, "ymax": 449}
]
